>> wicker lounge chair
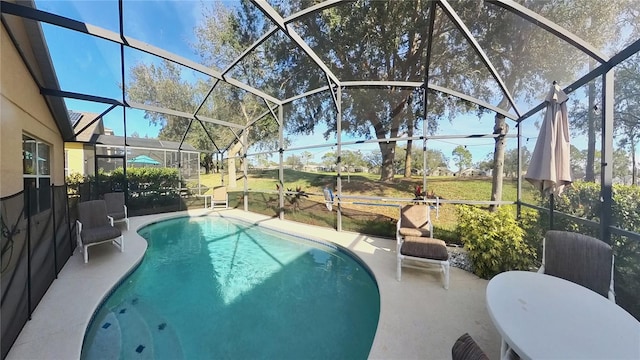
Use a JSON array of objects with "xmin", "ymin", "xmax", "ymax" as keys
[
  {"xmin": 452, "ymin": 333, "xmax": 490, "ymax": 360},
  {"xmin": 104, "ymin": 192, "xmax": 129, "ymax": 230},
  {"xmin": 76, "ymin": 200, "xmax": 124, "ymax": 263},
  {"xmin": 538, "ymin": 230, "xmax": 615, "ymax": 302},
  {"xmin": 396, "ymin": 204, "xmax": 450, "ymax": 289}
]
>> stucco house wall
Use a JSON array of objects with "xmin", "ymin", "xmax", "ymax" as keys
[{"xmin": 1, "ymin": 24, "xmax": 65, "ymax": 197}]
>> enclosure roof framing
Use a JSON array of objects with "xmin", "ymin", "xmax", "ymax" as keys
[
  {"xmin": 0, "ymin": 0, "xmax": 281, "ymax": 105},
  {"xmin": 1, "ymin": 0, "xmax": 637, "ymax": 145},
  {"xmin": 251, "ymin": 0, "xmax": 342, "ymax": 86},
  {"xmin": 487, "ymin": 0, "xmax": 609, "ymax": 63},
  {"xmin": 438, "ymin": 0, "xmax": 521, "ymax": 117}
]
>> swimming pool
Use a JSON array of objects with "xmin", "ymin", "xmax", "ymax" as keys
[{"xmin": 81, "ymin": 216, "xmax": 380, "ymax": 359}]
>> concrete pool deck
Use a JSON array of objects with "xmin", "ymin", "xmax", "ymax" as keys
[{"xmin": 6, "ymin": 208, "xmax": 500, "ymax": 359}]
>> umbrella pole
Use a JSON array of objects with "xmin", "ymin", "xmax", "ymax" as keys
[{"xmin": 549, "ymin": 193, "xmax": 555, "ymax": 230}]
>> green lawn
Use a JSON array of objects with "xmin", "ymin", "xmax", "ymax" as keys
[{"xmin": 199, "ymin": 169, "xmax": 538, "ymax": 241}]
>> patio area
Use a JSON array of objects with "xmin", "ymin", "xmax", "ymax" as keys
[
  {"xmin": 6, "ymin": 209, "xmax": 500, "ymax": 360},
  {"xmin": 3, "ymin": 1, "xmax": 640, "ymax": 359}
]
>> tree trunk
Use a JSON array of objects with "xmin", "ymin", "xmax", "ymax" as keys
[
  {"xmin": 404, "ymin": 140, "xmax": 413, "ymax": 178},
  {"xmin": 370, "ymin": 91, "xmax": 410, "ymax": 182},
  {"xmin": 203, "ymin": 154, "xmax": 211, "ymax": 174},
  {"xmin": 490, "ymin": 114, "xmax": 508, "ymax": 211},
  {"xmin": 227, "ymin": 142, "xmax": 242, "ymax": 188},
  {"xmin": 379, "ymin": 142, "xmax": 396, "ymax": 182},
  {"xmin": 404, "ymin": 117, "xmax": 414, "ymax": 178}
]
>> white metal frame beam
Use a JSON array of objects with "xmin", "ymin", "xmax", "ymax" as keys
[
  {"xmin": 488, "ymin": 0, "xmax": 609, "ymax": 63},
  {"xmin": 0, "ymin": 1, "xmax": 281, "ymax": 105},
  {"xmin": 251, "ymin": 0, "xmax": 341, "ymax": 86},
  {"xmin": 438, "ymin": 0, "xmax": 522, "ymax": 117}
]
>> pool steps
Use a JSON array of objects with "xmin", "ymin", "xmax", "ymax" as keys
[
  {"xmin": 83, "ymin": 298, "xmax": 183, "ymax": 359},
  {"xmin": 82, "ymin": 311, "xmax": 122, "ymax": 359}
]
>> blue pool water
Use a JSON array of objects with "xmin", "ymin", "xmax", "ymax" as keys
[{"xmin": 81, "ymin": 216, "xmax": 380, "ymax": 359}]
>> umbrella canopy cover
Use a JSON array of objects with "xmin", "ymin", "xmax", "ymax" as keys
[
  {"xmin": 525, "ymin": 84, "xmax": 572, "ymax": 195},
  {"xmin": 127, "ymin": 155, "xmax": 160, "ymax": 165}
]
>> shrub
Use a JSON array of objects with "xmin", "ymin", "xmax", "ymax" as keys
[
  {"xmin": 456, "ymin": 205, "xmax": 535, "ymax": 279},
  {"xmin": 518, "ymin": 207, "xmax": 545, "ymax": 265}
]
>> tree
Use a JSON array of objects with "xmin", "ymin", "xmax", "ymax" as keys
[
  {"xmin": 321, "ymin": 151, "xmax": 337, "ymax": 170},
  {"xmin": 570, "ymin": 145, "xmax": 587, "ymax": 180},
  {"xmin": 425, "ymin": 149, "xmax": 449, "ymax": 174},
  {"xmin": 395, "ymin": 145, "xmax": 449, "ymax": 176},
  {"xmin": 503, "ymin": 147, "xmax": 531, "ymax": 178},
  {"xmin": 613, "ymin": 148, "xmax": 631, "ymax": 183},
  {"xmin": 300, "ymin": 151, "xmax": 313, "ymax": 168},
  {"xmin": 615, "ymin": 58, "xmax": 640, "ymax": 185},
  {"xmin": 129, "ymin": 0, "xmax": 640, "ymax": 192},
  {"xmin": 263, "ymin": 0, "xmax": 639, "ymax": 186},
  {"xmin": 363, "ymin": 151, "xmax": 383, "ymax": 174},
  {"xmin": 256, "ymin": 1, "xmax": 444, "ymax": 182},
  {"xmin": 451, "ymin": 0, "xmax": 639, "ymax": 209},
  {"xmin": 452, "ymin": 146, "xmax": 472, "ymax": 175},
  {"xmin": 285, "ymin": 154, "xmax": 303, "ymax": 169},
  {"xmin": 126, "ymin": 2, "xmax": 280, "ymax": 186},
  {"xmin": 395, "ymin": 144, "xmax": 424, "ymax": 175},
  {"xmin": 475, "ymin": 152, "xmax": 494, "ymax": 172}
]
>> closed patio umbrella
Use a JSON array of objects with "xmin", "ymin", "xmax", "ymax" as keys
[{"xmin": 525, "ymin": 82, "xmax": 572, "ymax": 196}]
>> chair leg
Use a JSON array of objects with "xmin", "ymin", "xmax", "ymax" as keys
[
  {"xmin": 125, "ymin": 219, "xmax": 130, "ymax": 231},
  {"xmin": 113, "ymin": 235, "xmax": 125, "ymax": 252},
  {"xmin": 500, "ymin": 338, "xmax": 511, "ymax": 360},
  {"xmin": 442, "ymin": 261, "xmax": 450, "ymax": 290},
  {"xmin": 83, "ymin": 245, "xmax": 89, "ymax": 263}
]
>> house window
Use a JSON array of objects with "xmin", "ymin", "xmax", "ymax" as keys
[{"xmin": 23, "ymin": 134, "xmax": 51, "ymax": 214}]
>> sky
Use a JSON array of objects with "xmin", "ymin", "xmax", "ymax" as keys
[{"xmin": 34, "ymin": 0, "xmax": 623, "ymax": 169}]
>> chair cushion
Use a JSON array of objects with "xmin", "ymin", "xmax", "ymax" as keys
[
  {"xmin": 452, "ymin": 333, "xmax": 489, "ymax": 360},
  {"xmin": 78, "ymin": 200, "xmax": 110, "ymax": 229},
  {"xmin": 81, "ymin": 225, "xmax": 122, "ymax": 245},
  {"xmin": 400, "ymin": 205, "xmax": 430, "ymax": 229},
  {"xmin": 399, "ymin": 227, "xmax": 432, "ymax": 237},
  {"xmin": 401, "ymin": 237, "xmax": 449, "ymax": 260}
]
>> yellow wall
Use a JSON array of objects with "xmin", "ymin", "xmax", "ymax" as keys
[
  {"xmin": 65, "ymin": 142, "xmax": 85, "ymax": 176},
  {"xmin": 0, "ymin": 24, "xmax": 65, "ymax": 197}
]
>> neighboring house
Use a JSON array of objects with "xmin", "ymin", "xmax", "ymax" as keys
[
  {"xmin": 64, "ymin": 110, "xmax": 201, "ymax": 179},
  {"xmin": 429, "ymin": 167, "xmax": 453, "ymax": 176},
  {"xmin": 459, "ymin": 168, "xmax": 485, "ymax": 177},
  {"xmin": 64, "ymin": 111, "xmax": 109, "ymax": 177},
  {"xmin": 303, "ymin": 164, "xmax": 323, "ymax": 172},
  {"xmin": 1, "ymin": 17, "xmax": 74, "ymax": 204},
  {"xmin": 351, "ymin": 166, "xmax": 369, "ymax": 173}
]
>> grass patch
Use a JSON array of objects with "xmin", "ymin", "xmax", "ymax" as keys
[{"xmin": 217, "ymin": 169, "xmax": 538, "ymax": 241}]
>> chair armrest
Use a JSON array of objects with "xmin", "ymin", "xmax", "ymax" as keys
[
  {"xmin": 76, "ymin": 220, "xmax": 83, "ymax": 249},
  {"xmin": 608, "ymin": 256, "xmax": 616, "ymax": 303},
  {"xmin": 107, "ymin": 216, "xmax": 114, "ymax": 226},
  {"xmin": 396, "ymin": 216, "xmax": 403, "ymax": 253}
]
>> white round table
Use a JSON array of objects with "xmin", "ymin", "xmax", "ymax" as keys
[{"xmin": 486, "ymin": 271, "xmax": 640, "ymax": 360}]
